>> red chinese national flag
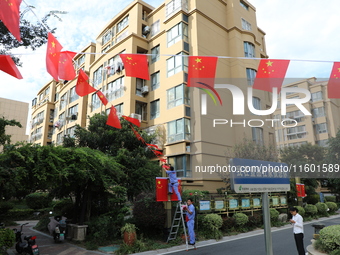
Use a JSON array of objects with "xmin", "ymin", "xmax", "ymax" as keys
[
  {"xmin": 96, "ymin": 90, "xmax": 108, "ymax": 105},
  {"xmin": 0, "ymin": 0, "xmax": 22, "ymax": 41},
  {"xmin": 122, "ymin": 115, "xmax": 140, "ymax": 127},
  {"xmin": 187, "ymin": 56, "xmax": 222, "ymax": 105},
  {"xmin": 253, "ymin": 59, "xmax": 290, "ymax": 93},
  {"xmin": 327, "ymin": 62, "xmax": 340, "ymax": 98},
  {"xmin": 0, "ymin": 55, "xmax": 22, "ymax": 79},
  {"xmin": 156, "ymin": 177, "xmax": 168, "ymax": 202},
  {"xmin": 120, "ymin": 54, "xmax": 150, "ymax": 80},
  {"xmin": 75, "ymin": 69, "xmax": 96, "ymax": 96},
  {"xmin": 296, "ymin": 183, "xmax": 302, "ymax": 197},
  {"xmin": 106, "ymin": 106, "xmax": 122, "ymax": 129},
  {"xmin": 58, "ymin": 51, "xmax": 77, "ymax": 81},
  {"xmin": 46, "ymin": 32, "xmax": 63, "ymax": 81}
]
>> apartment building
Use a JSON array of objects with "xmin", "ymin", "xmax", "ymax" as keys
[
  {"xmin": 30, "ymin": 0, "xmax": 272, "ymax": 192},
  {"xmin": 274, "ymin": 77, "xmax": 340, "ymax": 149},
  {"xmin": 0, "ymin": 97, "xmax": 29, "ymax": 151}
]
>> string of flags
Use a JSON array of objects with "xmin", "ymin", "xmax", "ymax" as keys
[{"xmin": 2, "ymin": 1, "xmax": 340, "ymax": 101}]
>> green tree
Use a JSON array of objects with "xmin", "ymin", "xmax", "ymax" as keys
[
  {"xmin": 325, "ymin": 130, "xmax": 340, "ymax": 199},
  {"xmin": 0, "ymin": 144, "xmax": 125, "ymax": 224},
  {"xmin": 280, "ymin": 143, "xmax": 326, "ymax": 203},
  {"xmin": 63, "ymin": 113, "xmax": 160, "ymax": 200},
  {"xmin": 0, "ymin": 117, "xmax": 22, "ymax": 151},
  {"xmin": 1, "ymin": 6, "xmax": 65, "ymax": 65}
]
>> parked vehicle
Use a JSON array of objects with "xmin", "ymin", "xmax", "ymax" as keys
[
  {"xmin": 13, "ymin": 223, "xmax": 39, "ymax": 255},
  {"xmin": 48, "ymin": 215, "xmax": 67, "ymax": 243}
]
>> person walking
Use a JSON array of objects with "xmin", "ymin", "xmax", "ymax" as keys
[
  {"xmin": 289, "ymin": 207, "xmax": 305, "ymax": 255},
  {"xmin": 164, "ymin": 164, "xmax": 182, "ymax": 202},
  {"xmin": 186, "ymin": 198, "xmax": 196, "ymax": 245}
]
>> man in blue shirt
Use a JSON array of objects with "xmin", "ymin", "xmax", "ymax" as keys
[
  {"xmin": 186, "ymin": 198, "xmax": 195, "ymax": 245},
  {"xmin": 164, "ymin": 164, "xmax": 182, "ymax": 202}
]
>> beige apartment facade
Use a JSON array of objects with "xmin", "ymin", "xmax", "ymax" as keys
[
  {"xmin": 0, "ymin": 97, "xmax": 29, "ymax": 151},
  {"xmin": 30, "ymin": 0, "xmax": 273, "ymax": 192},
  {"xmin": 274, "ymin": 77, "xmax": 340, "ymax": 149}
]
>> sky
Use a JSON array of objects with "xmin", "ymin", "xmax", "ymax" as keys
[{"xmin": 0, "ymin": 0, "xmax": 339, "ymax": 133}]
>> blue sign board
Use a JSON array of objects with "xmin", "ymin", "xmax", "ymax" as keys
[{"xmin": 230, "ymin": 158, "xmax": 290, "ymax": 193}]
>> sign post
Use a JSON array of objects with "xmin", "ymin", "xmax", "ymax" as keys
[{"xmin": 230, "ymin": 158, "xmax": 290, "ymax": 255}]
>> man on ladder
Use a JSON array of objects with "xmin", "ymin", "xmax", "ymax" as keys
[{"xmin": 163, "ymin": 164, "xmax": 182, "ymax": 202}]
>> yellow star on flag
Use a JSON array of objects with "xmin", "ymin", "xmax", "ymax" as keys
[
  {"xmin": 51, "ymin": 41, "xmax": 56, "ymax": 48},
  {"xmin": 195, "ymin": 58, "xmax": 202, "ymax": 63},
  {"xmin": 266, "ymin": 61, "xmax": 273, "ymax": 67}
]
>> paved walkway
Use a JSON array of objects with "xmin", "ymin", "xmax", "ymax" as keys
[{"xmin": 6, "ymin": 214, "xmax": 340, "ymax": 255}]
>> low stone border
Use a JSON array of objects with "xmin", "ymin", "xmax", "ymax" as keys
[{"xmin": 306, "ymin": 240, "xmax": 327, "ymax": 255}]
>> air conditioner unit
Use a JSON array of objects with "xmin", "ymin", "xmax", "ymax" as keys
[
  {"xmin": 130, "ymin": 113, "xmax": 142, "ymax": 122},
  {"xmin": 71, "ymin": 114, "xmax": 77, "ymax": 120},
  {"xmin": 141, "ymin": 86, "xmax": 149, "ymax": 94},
  {"xmin": 142, "ymin": 26, "xmax": 150, "ymax": 35}
]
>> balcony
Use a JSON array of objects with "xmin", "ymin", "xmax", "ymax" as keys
[{"xmin": 165, "ymin": 0, "xmax": 188, "ymax": 19}]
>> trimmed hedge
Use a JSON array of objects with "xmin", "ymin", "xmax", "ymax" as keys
[
  {"xmin": 325, "ymin": 196, "xmax": 336, "ymax": 203},
  {"xmin": 295, "ymin": 206, "xmax": 305, "ymax": 217},
  {"xmin": 326, "ymin": 202, "xmax": 338, "ymax": 213},
  {"xmin": 315, "ymin": 202, "xmax": 329, "ymax": 216},
  {"xmin": 304, "ymin": 204, "xmax": 317, "ymax": 216},
  {"xmin": 319, "ymin": 225, "xmax": 340, "ymax": 252},
  {"xmin": 202, "ymin": 214, "xmax": 223, "ymax": 240},
  {"xmin": 233, "ymin": 213, "xmax": 248, "ymax": 226},
  {"xmin": 270, "ymin": 209, "xmax": 279, "ymax": 222},
  {"xmin": 26, "ymin": 192, "xmax": 52, "ymax": 210}
]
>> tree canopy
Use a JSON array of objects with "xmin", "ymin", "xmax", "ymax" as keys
[{"xmin": 0, "ymin": 116, "xmax": 22, "ymax": 151}]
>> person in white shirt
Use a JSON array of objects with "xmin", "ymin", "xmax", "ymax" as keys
[{"xmin": 289, "ymin": 207, "xmax": 305, "ymax": 255}]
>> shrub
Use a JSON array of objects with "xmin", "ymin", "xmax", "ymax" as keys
[
  {"xmin": 52, "ymin": 199, "xmax": 74, "ymax": 218},
  {"xmin": 26, "ymin": 193, "xmax": 52, "ymax": 210},
  {"xmin": 0, "ymin": 228, "xmax": 15, "ymax": 254},
  {"xmin": 330, "ymin": 250, "xmax": 340, "ymax": 255},
  {"xmin": 315, "ymin": 202, "xmax": 329, "ymax": 216},
  {"xmin": 7, "ymin": 209, "xmax": 34, "ymax": 220},
  {"xmin": 133, "ymin": 192, "xmax": 166, "ymax": 235},
  {"xmin": 304, "ymin": 194, "xmax": 320, "ymax": 205},
  {"xmin": 269, "ymin": 209, "xmax": 279, "ymax": 222},
  {"xmin": 201, "ymin": 214, "xmax": 223, "ymax": 240},
  {"xmin": 221, "ymin": 216, "xmax": 236, "ymax": 232},
  {"xmin": 326, "ymin": 202, "xmax": 338, "ymax": 213},
  {"xmin": 295, "ymin": 206, "xmax": 305, "ymax": 217},
  {"xmin": 247, "ymin": 214, "xmax": 262, "ymax": 229},
  {"xmin": 319, "ymin": 225, "xmax": 340, "ymax": 252},
  {"xmin": 233, "ymin": 213, "xmax": 248, "ymax": 226},
  {"xmin": 304, "ymin": 204, "xmax": 318, "ymax": 216},
  {"xmin": 325, "ymin": 196, "xmax": 336, "ymax": 203},
  {"xmin": 0, "ymin": 201, "xmax": 14, "ymax": 215}
]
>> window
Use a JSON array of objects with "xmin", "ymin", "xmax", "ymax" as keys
[
  {"xmin": 151, "ymin": 45, "xmax": 160, "ymax": 63},
  {"xmin": 151, "ymin": 72, "xmax": 160, "ymax": 90},
  {"xmin": 166, "ymin": 0, "xmax": 188, "ymax": 18},
  {"xmin": 241, "ymin": 18, "xmax": 252, "ymax": 31},
  {"xmin": 317, "ymin": 139, "xmax": 328, "ymax": 147},
  {"xmin": 167, "ymin": 22, "xmax": 188, "ymax": 47},
  {"xmin": 56, "ymin": 132, "xmax": 64, "ymax": 145},
  {"xmin": 107, "ymin": 76, "xmax": 124, "ymax": 101},
  {"xmin": 167, "ymin": 84, "xmax": 189, "ymax": 109},
  {"xmin": 67, "ymin": 104, "xmax": 78, "ymax": 121},
  {"xmin": 117, "ymin": 16, "xmax": 129, "ymax": 33},
  {"xmin": 246, "ymin": 68, "xmax": 256, "ymax": 86},
  {"xmin": 93, "ymin": 66, "xmax": 103, "ymax": 87},
  {"xmin": 115, "ymin": 103, "xmax": 123, "ymax": 115},
  {"xmin": 32, "ymin": 98, "xmax": 37, "ymax": 107},
  {"xmin": 135, "ymin": 101, "xmax": 147, "ymax": 121},
  {"xmin": 252, "ymin": 127, "xmax": 263, "ymax": 145},
  {"xmin": 136, "ymin": 78, "xmax": 145, "ymax": 96},
  {"xmin": 286, "ymin": 110, "xmax": 304, "ymax": 123},
  {"xmin": 91, "ymin": 93, "xmax": 101, "ymax": 111},
  {"xmin": 315, "ymin": 123, "xmax": 328, "ymax": 134},
  {"xmin": 45, "ymin": 87, "xmax": 50, "ymax": 97},
  {"xmin": 66, "ymin": 126, "xmax": 76, "ymax": 138},
  {"xmin": 312, "ymin": 107, "xmax": 325, "ymax": 118},
  {"xmin": 107, "ymin": 51, "xmax": 125, "ymax": 77},
  {"xmin": 244, "ymin": 42, "xmax": 255, "ymax": 58},
  {"xmin": 77, "ymin": 55, "xmax": 85, "ymax": 66},
  {"xmin": 69, "ymin": 86, "xmax": 79, "ymax": 103},
  {"xmin": 311, "ymin": 91, "xmax": 323, "ymax": 102},
  {"xmin": 286, "ymin": 125, "xmax": 306, "ymax": 140},
  {"xmin": 167, "ymin": 118, "xmax": 190, "ymax": 143},
  {"xmin": 240, "ymin": 1, "xmax": 249, "ymax": 10},
  {"xmin": 151, "ymin": 20, "xmax": 160, "ymax": 36},
  {"xmin": 167, "ymin": 52, "xmax": 188, "ymax": 77},
  {"xmin": 60, "ymin": 93, "xmax": 67, "ymax": 110},
  {"xmin": 168, "ymin": 155, "xmax": 191, "ymax": 177},
  {"xmin": 150, "ymin": 99, "xmax": 160, "ymax": 120},
  {"xmin": 102, "ymin": 30, "xmax": 112, "ymax": 45},
  {"xmin": 252, "ymin": 97, "xmax": 261, "ymax": 110}
]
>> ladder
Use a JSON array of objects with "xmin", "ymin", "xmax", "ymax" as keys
[{"xmin": 167, "ymin": 202, "xmax": 188, "ymax": 250}]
